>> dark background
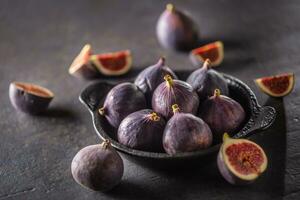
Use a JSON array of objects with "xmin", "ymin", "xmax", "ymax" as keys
[{"xmin": 0, "ymin": 0, "xmax": 299, "ymax": 199}]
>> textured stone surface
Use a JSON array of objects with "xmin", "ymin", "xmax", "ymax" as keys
[{"xmin": 0, "ymin": 0, "xmax": 299, "ymax": 199}]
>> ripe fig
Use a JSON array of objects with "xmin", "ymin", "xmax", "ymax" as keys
[
  {"xmin": 9, "ymin": 82, "xmax": 54, "ymax": 115},
  {"xmin": 163, "ymin": 104, "xmax": 213, "ymax": 155},
  {"xmin": 186, "ymin": 59, "xmax": 229, "ymax": 100},
  {"xmin": 99, "ymin": 82, "xmax": 147, "ymax": 128},
  {"xmin": 156, "ymin": 4, "xmax": 199, "ymax": 51},
  {"xmin": 134, "ymin": 57, "xmax": 178, "ymax": 104},
  {"xmin": 71, "ymin": 140, "xmax": 124, "ymax": 191},
  {"xmin": 118, "ymin": 109, "xmax": 166, "ymax": 152},
  {"xmin": 217, "ymin": 133, "xmax": 268, "ymax": 185},
  {"xmin": 152, "ymin": 75, "xmax": 199, "ymax": 119},
  {"xmin": 199, "ymin": 89, "xmax": 246, "ymax": 144},
  {"xmin": 68, "ymin": 44, "xmax": 99, "ymax": 80}
]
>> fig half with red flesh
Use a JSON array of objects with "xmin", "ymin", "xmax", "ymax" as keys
[
  {"xmin": 255, "ymin": 73, "xmax": 295, "ymax": 97},
  {"xmin": 9, "ymin": 82, "xmax": 54, "ymax": 114},
  {"xmin": 91, "ymin": 50, "xmax": 132, "ymax": 76},
  {"xmin": 217, "ymin": 133, "xmax": 268, "ymax": 185},
  {"xmin": 68, "ymin": 44, "xmax": 99, "ymax": 80},
  {"xmin": 190, "ymin": 41, "xmax": 224, "ymax": 67}
]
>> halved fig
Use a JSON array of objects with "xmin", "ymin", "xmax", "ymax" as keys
[
  {"xmin": 254, "ymin": 73, "xmax": 295, "ymax": 97},
  {"xmin": 9, "ymin": 82, "xmax": 54, "ymax": 114},
  {"xmin": 190, "ymin": 41, "xmax": 224, "ymax": 67},
  {"xmin": 68, "ymin": 44, "xmax": 99, "ymax": 79},
  {"xmin": 217, "ymin": 133, "xmax": 268, "ymax": 185},
  {"xmin": 91, "ymin": 50, "xmax": 132, "ymax": 76}
]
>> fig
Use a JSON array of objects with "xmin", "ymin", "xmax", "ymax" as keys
[
  {"xmin": 163, "ymin": 104, "xmax": 213, "ymax": 155},
  {"xmin": 118, "ymin": 109, "xmax": 166, "ymax": 152},
  {"xmin": 199, "ymin": 89, "xmax": 246, "ymax": 144},
  {"xmin": 254, "ymin": 73, "xmax": 295, "ymax": 97},
  {"xmin": 190, "ymin": 41, "xmax": 224, "ymax": 67},
  {"xmin": 91, "ymin": 50, "xmax": 132, "ymax": 76},
  {"xmin": 99, "ymin": 82, "xmax": 147, "ymax": 128},
  {"xmin": 134, "ymin": 57, "xmax": 178, "ymax": 104},
  {"xmin": 71, "ymin": 140, "xmax": 124, "ymax": 191},
  {"xmin": 186, "ymin": 59, "xmax": 229, "ymax": 100},
  {"xmin": 217, "ymin": 133, "xmax": 268, "ymax": 185},
  {"xmin": 9, "ymin": 82, "xmax": 54, "ymax": 114},
  {"xmin": 152, "ymin": 75, "xmax": 199, "ymax": 119},
  {"xmin": 156, "ymin": 4, "xmax": 199, "ymax": 51},
  {"xmin": 68, "ymin": 44, "xmax": 99, "ymax": 79}
]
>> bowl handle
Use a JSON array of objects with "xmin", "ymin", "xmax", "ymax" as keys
[{"xmin": 234, "ymin": 106, "xmax": 276, "ymax": 139}]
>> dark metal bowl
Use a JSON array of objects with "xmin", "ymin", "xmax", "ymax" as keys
[{"xmin": 79, "ymin": 71, "xmax": 276, "ymax": 169}]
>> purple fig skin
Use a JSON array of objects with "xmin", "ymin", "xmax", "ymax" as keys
[
  {"xmin": 134, "ymin": 57, "xmax": 178, "ymax": 105},
  {"xmin": 71, "ymin": 140, "xmax": 124, "ymax": 191},
  {"xmin": 199, "ymin": 89, "xmax": 246, "ymax": 144},
  {"xmin": 100, "ymin": 82, "xmax": 147, "ymax": 128},
  {"xmin": 152, "ymin": 75, "xmax": 199, "ymax": 119},
  {"xmin": 186, "ymin": 60, "xmax": 229, "ymax": 100},
  {"xmin": 9, "ymin": 82, "xmax": 54, "ymax": 115},
  {"xmin": 118, "ymin": 109, "xmax": 166, "ymax": 152},
  {"xmin": 156, "ymin": 4, "xmax": 199, "ymax": 51},
  {"xmin": 163, "ymin": 104, "xmax": 213, "ymax": 155},
  {"xmin": 71, "ymin": 62, "xmax": 99, "ymax": 80}
]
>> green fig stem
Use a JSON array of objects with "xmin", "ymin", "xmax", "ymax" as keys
[
  {"xmin": 149, "ymin": 112, "xmax": 160, "ymax": 121},
  {"xmin": 164, "ymin": 74, "xmax": 173, "ymax": 88},
  {"xmin": 99, "ymin": 107, "xmax": 105, "ymax": 115},
  {"xmin": 214, "ymin": 89, "xmax": 221, "ymax": 97},
  {"xmin": 223, "ymin": 133, "xmax": 230, "ymax": 142},
  {"xmin": 172, "ymin": 104, "xmax": 180, "ymax": 114},
  {"xmin": 166, "ymin": 3, "xmax": 175, "ymax": 12},
  {"xmin": 102, "ymin": 139, "xmax": 110, "ymax": 149}
]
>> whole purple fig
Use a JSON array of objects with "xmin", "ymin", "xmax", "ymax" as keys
[
  {"xmin": 99, "ymin": 82, "xmax": 146, "ymax": 128},
  {"xmin": 134, "ymin": 57, "xmax": 178, "ymax": 105},
  {"xmin": 163, "ymin": 104, "xmax": 213, "ymax": 155},
  {"xmin": 199, "ymin": 89, "xmax": 246, "ymax": 143},
  {"xmin": 156, "ymin": 4, "xmax": 199, "ymax": 51},
  {"xmin": 118, "ymin": 109, "xmax": 166, "ymax": 152},
  {"xmin": 152, "ymin": 75, "xmax": 199, "ymax": 119},
  {"xmin": 186, "ymin": 59, "xmax": 229, "ymax": 100},
  {"xmin": 71, "ymin": 140, "xmax": 124, "ymax": 191}
]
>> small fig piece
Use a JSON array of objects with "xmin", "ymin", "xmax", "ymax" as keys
[
  {"xmin": 100, "ymin": 82, "xmax": 147, "ymax": 128},
  {"xmin": 186, "ymin": 59, "xmax": 229, "ymax": 100},
  {"xmin": 199, "ymin": 89, "xmax": 246, "ymax": 144},
  {"xmin": 9, "ymin": 82, "xmax": 54, "ymax": 114},
  {"xmin": 134, "ymin": 57, "xmax": 178, "ymax": 104},
  {"xmin": 69, "ymin": 44, "xmax": 99, "ymax": 79},
  {"xmin": 71, "ymin": 140, "xmax": 124, "ymax": 191},
  {"xmin": 118, "ymin": 109, "xmax": 166, "ymax": 152},
  {"xmin": 163, "ymin": 104, "xmax": 213, "ymax": 155},
  {"xmin": 217, "ymin": 133, "xmax": 268, "ymax": 185},
  {"xmin": 91, "ymin": 50, "xmax": 132, "ymax": 76},
  {"xmin": 156, "ymin": 4, "xmax": 199, "ymax": 51},
  {"xmin": 254, "ymin": 73, "xmax": 295, "ymax": 97},
  {"xmin": 152, "ymin": 75, "xmax": 199, "ymax": 119},
  {"xmin": 190, "ymin": 41, "xmax": 224, "ymax": 67}
]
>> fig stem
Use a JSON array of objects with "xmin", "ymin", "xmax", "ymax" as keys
[
  {"xmin": 158, "ymin": 57, "xmax": 166, "ymax": 66},
  {"xmin": 102, "ymin": 139, "xmax": 110, "ymax": 149},
  {"xmin": 99, "ymin": 107, "xmax": 105, "ymax": 115},
  {"xmin": 166, "ymin": 4, "xmax": 175, "ymax": 12},
  {"xmin": 223, "ymin": 133, "xmax": 230, "ymax": 142},
  {"xmin": 164, "ymin": 75, "xmax": 173, "ymax": 88},
  {"xmin": 214, "ymin": 89, "xmax": 221, "ymax": 97},
  {"xmin": 203, "ymin": 59, "xmax": 211, "ymax": 70},
  {"xmin": 172, "ymin": 104, "xmax": 180, "ymax": 114},
  {"xmin": 150, "ymin": 112, "xmax": 160, "ymax": 121}
]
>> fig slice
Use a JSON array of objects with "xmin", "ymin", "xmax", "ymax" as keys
[
  {"xmin": 91, "ymin": 50, "xmax": 132, "ymax": 76},
  {"xmin": 254, "ymin": 73, "xmax": 295, "ymax": 97},
  {"xmin": 217, "ymin": 133, "xmax": 268, "ymax": 185},
  {"xmin": 9, "ymin": 82, "xmax": 54, "ymax": 114},
  {"xmin": 68, "ymin": 44, "xmax": 99, "ymax": 79},
  {"xmin": 190, "ymin": 41, "xmax": 224, "ymax": 67}
]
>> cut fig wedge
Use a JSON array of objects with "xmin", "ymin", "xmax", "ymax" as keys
[
  {"xmin": 217, "ymin": 133, "xmax": 267, "ymax": 185},
  {"xmin": 255, "ymin": 73, "xmax": 295, "ymax": 97},
  {"xmin": 91, "ymin": 50, "xmax": 132, "ymax": 76},
  {"xmin": 190, "ymin": 41, "xmax": 224, "ymax": 67},
  {"xmin": 68, "ymin": 44, "xmax": 99, "ymax": 80}
]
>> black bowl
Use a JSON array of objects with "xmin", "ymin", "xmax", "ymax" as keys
[{"xmin": 79, "ymin": 71, "xmax": 276, "ymax": 169}]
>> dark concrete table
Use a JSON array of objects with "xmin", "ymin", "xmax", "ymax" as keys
[{"xmin": 0, "ymin": 0, "xmax": 299, "ymax": 199}]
